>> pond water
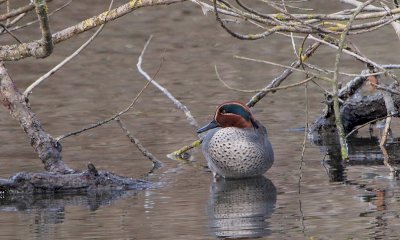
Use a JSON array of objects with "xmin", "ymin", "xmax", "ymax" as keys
[{"xmin": 1, "ymin": 1, "xmax": 400, "ymax": 239}]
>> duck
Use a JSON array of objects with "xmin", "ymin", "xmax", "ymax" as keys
[{"xmin": 197, "ymin": 101, "xmax": 274, "ymax": 179}]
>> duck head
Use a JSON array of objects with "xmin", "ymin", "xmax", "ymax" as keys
[{"xmin": 197, "ymin": 101, "xmax": 259, "ymax": 134}]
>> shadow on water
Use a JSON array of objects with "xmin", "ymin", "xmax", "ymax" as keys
[
  {"xmin": 312, "ymin": 134, "xmax": 400, "ymax": 182},
  {"xmin": 207, "ymin": 176, "xmax": 276, "ymax": 239}
]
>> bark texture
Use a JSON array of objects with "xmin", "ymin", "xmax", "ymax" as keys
[
  {"xmin": 0, "ymin": 62, "xmax": 72, "ymax": 173},
  {"xmin": 309, "ymin": 75, "xmax": 400, "ymax": 143},
  {"xmin": 0, "ymin": 0, "xmax": 185, "ymax": 61},
  {"xmin": 0, "ymin": 168, "xmax": 151, "ymax": 194},
  {"xmin": 0, "ymin": 63, "xmax": 150, "ymax": 194}
]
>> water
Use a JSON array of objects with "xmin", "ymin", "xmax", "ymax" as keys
[{"xmin": 1, "ymin": 1, "xmax": 400, "ymax": 239}]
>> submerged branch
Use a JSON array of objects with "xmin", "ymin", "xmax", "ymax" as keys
[{"xmin": 116, "ymin": 118, "xmax": 163, "ymax": 171}]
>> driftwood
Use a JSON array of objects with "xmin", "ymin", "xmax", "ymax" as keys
[
  {"xmin": 309, "ymin": 73, "xmax": 400, "ymax": 143},
  {"xmin": 0, "ymin": 62, "xmax": 151, "ymax": 194},
  {"xmin": 310, "ymin": 70, "xmax": 400, "ymax": 181},
  {"xmin": 0, "ymin": 167, "xmax": 151, "ymax": 194},
  {"xmin": 0, "ymin": 1, "xmax": 189, "ymax": 195}
]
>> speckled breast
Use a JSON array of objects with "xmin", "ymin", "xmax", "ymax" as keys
[{"xmin": 206, "ymin": 127, "xmax": 273, "ymax": 178}]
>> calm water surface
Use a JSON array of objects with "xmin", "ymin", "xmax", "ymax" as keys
[{"xmin": 1, "ymin": 1, "xmax": 400, "ymax": 239}]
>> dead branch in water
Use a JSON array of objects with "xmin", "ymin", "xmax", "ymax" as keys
[
  {"xmin": 0, "ymin": 62, "xmax": 73, "ymax": 174},
  {"xmin": 0, "ymin": 35, "xmax": 165, "ymax": 194}
]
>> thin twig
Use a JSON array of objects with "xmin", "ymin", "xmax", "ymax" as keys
[
  {"xmin": 308, "ymin": 34, "xmax": 397, "ymax": 81},
  {"xmin": 246, "ymin": 42, "xmax": 321, "ymax": 108},
  {"xmin": 4, "ymin": 0, "xmax": 72, "ymax": 34},
  {"xmin": 56, "ymin": 80, "xmax": 151, "ymax": 141},
  {"xmin": 298, "ymin": 29, "xmax": 310, "ymax": 195},
  {"xmin": 298, "ymin": 82, "xmax": 309, "ymax": 194},
  {"xmin": 0, "ymin": 1, "xmax": 36, "ymax": 21},
  {"xmin": 6, "ymin": 0, "xmax": 11, "ymax": 26},
  {"xmin": 0, "ymin": 23, "xmax": 22, "ymax": 43},
  {"xmin": 168, "ymin": 139, "xmax": 202, "ymax": 160},
  {"xmin": 116, "ymin": 118, "xmax": 163, "ymax": 171},
  {"xmin": 380, "ymin": 145, "xmax": 397, "ymax": 178},
  {"xmin": 380, "ymin": 116, "xmax": 392, "ymax": 145},
  {"xmin": 370, "ymin": 82, "xmax": 400, "ymax": 95},
  {"xmin": 332, "ymin": 0, "xmax": 375, "ymax": 160},
  {"xmin": 24, "ymin": 0, "xmax": 113, "ymax": 98},
  {"xmin": 235, "ymin": 55, "xmax": 333, "ymax": 83},
  {"xmin": 56, "ymin": 35, "xmax": 154, "ymax": 141},
  {"xmin": 0, "ymin": 12, "xmax": 26, "ymax": 34},
  {"xmin": 216, "ymin": 64, "xmax": 315, "ymax": 92},
  {"xmin": 0, "ymin": 0, "xmax": 184, "ymax": 61},
  {"xmin": 345, "ymin": 113, "xmax": 398, "ymax": 138},
  {"xmin": 379, "ymin": 81, "xmax": 396, "ymax": 145},
  {"xmin": 136, "ymin": 36, "xmax": 199, "ymax": 129}
]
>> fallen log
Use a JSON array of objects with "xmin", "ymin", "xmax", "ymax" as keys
[
  {"xmin": 0, "ymin": 61, "xmax": 151, "ymax": 194},
  {"xmin": 309, "ymin": 74, "xmax": 400, "ymax": 143},
  {"xmin": 0, "ymin": 164, "xmax": 152, "ymax": 194}
]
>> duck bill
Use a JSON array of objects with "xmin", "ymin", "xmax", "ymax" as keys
[{"xmin": 197, "ymin": 119, "xmax": 219, "ymax": 133}]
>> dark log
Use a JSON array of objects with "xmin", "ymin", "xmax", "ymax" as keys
[
  {"xmin": 309, "ymin": 76, "xmax": 400, "ymax": 143},
  {"xmin": 0, "ymin": 62, "xmax": 150, "ymax": 194},
  {"xmin": 0, "ymin": 164, "xmax": 151, "ymax": 194}
]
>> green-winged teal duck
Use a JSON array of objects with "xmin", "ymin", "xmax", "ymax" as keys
[{"xmin": 197, "ymin": 101, "xmax": 274, "ymax": 179}]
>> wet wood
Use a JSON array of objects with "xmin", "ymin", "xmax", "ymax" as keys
[
  {"xmin": 0, "ymin": 62, "xmax": 72, "ymax": 174},
  {"xmin": 0, "ymin": 166, "xmax": 151, "ymax": 194},
  {"xmin": 0, "ymin": 63, "xmax": 150, "ymax": 194},
  {"xmin": 309, "ymin": 75, "xmax": 400, "ymax": 142}
]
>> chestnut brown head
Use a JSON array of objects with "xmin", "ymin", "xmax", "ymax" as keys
[{"xmin": 197, "ymin": 101, "xmax": 258, "ymax": 133}]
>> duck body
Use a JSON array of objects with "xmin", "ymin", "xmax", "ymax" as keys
[{"xmin": 198, "ymin": 101, "xmax": 274, "ymax": 179}]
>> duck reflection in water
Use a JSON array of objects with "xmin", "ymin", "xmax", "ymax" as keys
[{"xmin": 207, "ymin": 176, "xmax": 277, "ymax": 239}]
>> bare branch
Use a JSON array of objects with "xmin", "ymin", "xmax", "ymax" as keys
[
  {"xmin": 56, "ymin": 71, "xmax": 152, "ymax": 141},
  {"xmin": 0, "ymin": 12, "xmax": 27, "ymax": 34},
  {"xmin": 0, "ymin": 1, "xmax": 38, "ymax": 21},
  {"xmin": 0, "ymin": 23, "xmax": 22, "ymax": 43},
  {"xmin": 0, "ymin": 0, "xmax": 185, "ymax": 61},
  {"xmin": 56, "ymin": 35, "xmax": 162, "ymax": 141},
  {"xmin": 24, "ymin": 0, "xmax": 114, "ymax": 98},
  {"xmin": 169, "ymin": 139, "xmax": 202, "ymax": 160},
  {"xmin": 245, "ymin": 42, "xmax": 321, "ymax": 107},
  {"xmin": 331, "ymin": 0, "xmax": 375, "ymax": 160},
  {"xmin": 34, "ymin": 0, "xmax": 53, "ymax": 58},
  {"xmin": 340, "ymin": 0, "xmax": 382, "ymax": 11},
  {"xmin": 3, "ymin": 0, "xmax": 72, "ymax": 34},
  {"xmin": 136, "ymin": 36, "xmax": 199, "ymax": 129},
  {"xmin": 0, "ymin": 62, "xmax": 73, "ymax": 173},
  {"xmin": 116, "ymin": 118, "xmax": 163, "ymax": 171},
  {"xmin": 216, "ymin": 65, "xmax": 315, "ymax": 93}
]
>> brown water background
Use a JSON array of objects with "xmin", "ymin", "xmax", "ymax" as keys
[{"xmin": 1, "ymin": 1, "xmax": 400, "ymax": 239}]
